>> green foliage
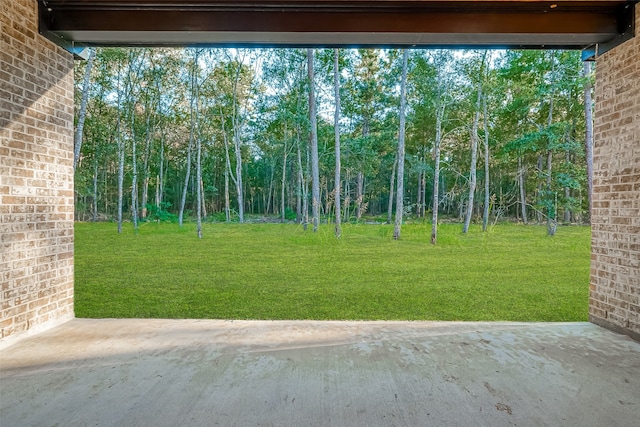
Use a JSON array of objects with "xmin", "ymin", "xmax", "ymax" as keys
[
  {"xmin": 75, "ymin": 47, "xmax": 591, "ymax": 226},
  {"xmin": 75, "ymin": 223, "xmax": 590, "ymax": 321},
  {"xmin": 284, "ymin": 207, "xmax": 297, "ymax": 220},
  {"xmin": 145, "ymin": 202, "xmax": 177, "ymax": 223}
]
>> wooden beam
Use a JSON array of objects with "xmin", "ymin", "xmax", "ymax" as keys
[{"xmin": 39, "ymin": 1, "xmax": 636, "ymax": 49}]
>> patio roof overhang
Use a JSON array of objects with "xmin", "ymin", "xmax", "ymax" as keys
[{"xmin": 38, "ymin": 1, "xmax": 637, "ymax": 59}]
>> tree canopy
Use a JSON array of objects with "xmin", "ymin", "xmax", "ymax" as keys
[{"xmin": 73, "ymin": 48, "xmax": 593, "ymax": 237}]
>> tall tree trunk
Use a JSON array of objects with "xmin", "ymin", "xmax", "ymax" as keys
[
  {"xmin": 116, "ymin": 63, "xmax": 124, "ymax": 234},
  {"xmin": 296, "ymin": 126, "xmax": 303, "ymax": 224},
  {"xmin": 431, "ymin": 105, "xmax": 444, "ymax": 245},
  {"xmin": 356, "ymin": 119, "xmax": 367, "ymax": 222},
  {"xmin": 583, "ymin": 61, "xmax": 594, "ymax": 223},
  {"xmin": 117, "ymin": 117, "xmax": 124, "ymax": 234},
  {"xmin": 387, "ymin": 156, "xmax": 397, "ymax": 224},
  {"xmin": 343, "ymin": 172, "xmax": 350, "ymax": 223},
  {"xmin": 546, "ymin": 68, "xmax": 556, "ymax": 236},
  {"xmin": 74, "ymin": 48, "xmax": 95, "ymax": 171},
  {"xmin": 224, "ymin": 159, "xmax": 230, "ymax": 222},
  {"xmin": 230, "ymin": 58, "xmax": 245, "ymax": 223},
  {"xmin": 333, "ymin": 49, "xmax": 342, "ymax": 238},
  {"xmin": 546, "ymin": 149, "xmax": 556, "ymax": 236},
  {"xmin": 196, "ymin": 138, "xmax": 202, "ymax": 238},
  {"xmin": 233, "ymin": 131, "xmax": 244, "ymax": 223},
  {"xmin": 564, "ymin": 142, "xmax": 572, "ymax": 223},
  {"xmin": 518, "ymin": 156, "xmax": 528, "ymax": 224},
  {"xmin": 281, "ymin": 138, "xmax": 288, "ymax": 222},
  {"xmin": 416, "ymin": 170, "xmax": 422, "ymax": 218},
  {"xmin": 393, "ymin": 49, "xmax": 409, "ymax": 240},
  {"xmin": 92, "ymin": 153, "xmax": 98, "ymax": 221},
  {"xmin": 482, "ymin": 96, "xmax": 491, "ymax": 231},
  {"xmin": 266, "ymin": 164, "xmax": 274, "ymax": 215},
  {"xmin": 304, "ymin": 142, "xmax": 310, "ymax": 229},
  {"xmin": 355, "ymin": 172, "xmax": 364, "ymax": 221},
  {"xmin": 156, "ymin": 135, "xmax": 164, "ymax": 210},
  {"xmin": 178, "ymin": 137, "xmax": 192, "ymax": 226},
  {"xmin": 130, "ymin": 107, "xmax": 139, "ymax": 232},
  {"xmin": 463, "ymin": 84, "xmax": 482, "ymax": 233},
  {"xmin": 536, "ymin": 154, "xmax": 543, "ymax": 222},
  {"xmin": 140, "ymin": 106, "xmax": 153, "ymax": 219},
  {"xmin": 308, "ymin": 48, "xmax": 320, "ymax": 232},
  {"xmin": 421, "ymin": 159, "xmax": 427, "ymax": 218},
  {"xmin": 196, "ymin": 135, "xmax": 202, "ymax": 238},
  {"xmin": 201, "ymin": 177, "xmax": 207, "ymax": 218},
  {"xmin": 221, "ymin": 109, "xmax": 235, "ymax": 222},
  {"xmin": 193, "ymin": 51, "xmax": 202, "ymax": 238}
]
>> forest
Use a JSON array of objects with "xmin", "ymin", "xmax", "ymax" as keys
[{"xmin": 73, "ymin": 48, "xmax": 594, "ymax": 240}]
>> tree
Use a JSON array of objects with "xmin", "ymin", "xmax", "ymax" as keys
[
  {"xmin": 333, "ymin": 48, "xmax": 343, "ymax": 238},
  {"xmin": 482, "ymin": 94, "xmax": 491, "ymax": 232},
  {"xmin": 393, "ymin": 49, "xmax": 409, "ymax": 240},
  {"xmin": 463, "ymin": 52, "xmax": 487, "ymax": 234},
  {"xmin": 308, "ymin": 48, "xmax": 321, "ymax": 232},
  {"xmin": 74, "ymin": 48, "xmax": 95, "ymax": 171},
  {"xmin": 73, "ymin": 47, "xmax": 591, "ymax": 230}
]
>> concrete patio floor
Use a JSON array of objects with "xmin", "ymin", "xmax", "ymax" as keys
[{"xmin": 1, "ymin": 320, "xmax": 639, "ymax": 426}]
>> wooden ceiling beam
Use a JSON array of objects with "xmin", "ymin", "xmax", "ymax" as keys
[{"xmin": 38, "ymin": 1, "xmax": 636, "ymax": 52}]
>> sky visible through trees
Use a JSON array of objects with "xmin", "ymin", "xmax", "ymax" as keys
[{"xmin": 73, "ymin": 48, "xmax": 593, "ymax": 240}]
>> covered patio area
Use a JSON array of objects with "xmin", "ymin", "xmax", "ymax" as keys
[
  {"xmin": 2, "ymin": 319, "xmax": 639, "ymax": 426},
  {"xmin": 2, "ymin": 1, "xmax": 639, "ymax": 424}
]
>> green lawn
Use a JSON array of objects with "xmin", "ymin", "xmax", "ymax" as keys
[{"xmin": 74, "ymin": 222, "xmax": 591, "ymax": 321}]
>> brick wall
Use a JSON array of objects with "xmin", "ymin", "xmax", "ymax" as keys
[
  {"xmin": 1, "ymin": 0, "xmax": 74, "ymax": 347},
  {"xmin": 590, "ymin": 3, "xmax": 640, "ymax": 340}
]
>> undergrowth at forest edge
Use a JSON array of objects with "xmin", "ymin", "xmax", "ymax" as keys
[{"xmin": 75, "ymin": 222, "xmax": 590, "ymax": 321}]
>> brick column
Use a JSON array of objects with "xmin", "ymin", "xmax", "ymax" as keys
[
  {"xmin": 1, "ymin": 0, "xmax": 75, "ymax": 347},
  {"xmin": 590, "ymin": 3, "xmax": 640, "ymax": 340}
]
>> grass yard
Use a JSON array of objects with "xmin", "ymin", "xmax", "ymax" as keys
[{"xmin": 74, "ymin": 222, "xmax": 591, "ymax": 321}]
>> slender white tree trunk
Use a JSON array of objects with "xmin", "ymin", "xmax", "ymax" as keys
[
  {"xmin": 92, "ymin": 156, "xmax": 98, "ymax": 221},
  {"xmin": 518, "ymin": 156, "xmax": 528, "ymax": 224},
  {"xmin": 130, "ymin": 109, "xmax": 138, "ymax": 231},
  {"xmin": 221, "ymin": 109, "xmax": 235, "ymax": 222},
  {"xmin": 141, "ymin": 106, "xmax": 153, "ymax": 219},
  {"xmin": 393, "ymin": 49, "xmax": 409, "ymax": 240},
  {"xmin": 546, "ymin": 68, "xmax": 556, "ymax": 236},
  {"xmin": 431, "ymin": 106, "xmax": 444, "ymax": 245},
  {"xmin": 234, "ymin": 131, "xmax": 244, "ymax": 222},
  {"xmin": 482, "ymin": 96, "xmax": 490, "ymax": 232},
  {"xmin": 296, "ymin": 128, "xmax": 303, "ymax": 223},
  {"xmin": 333, "ymin": 49, "xmax": 342, "ymax": 238},
  {"xmin": 156, "ymin": 135, "xmax": 164, "ymax": 210},
  {"xmin": 224, "ymin": 159, "xmax": 230, "ymax": 222},
  {"xmin": 387, "ymin": 156, "xmax": 396, "ymax": 224},
  {"xmin": 356, "ymin": 171, "xmax": 364, "ymax": 221},
  {"xmin": 193, "ymin": 50, "xmax": 202, "ymax": 238},
  {"xmin": 74, "ymin": 48, "xmax": 95, "ymax": 171},
  {"xmin": 281, "ymin": 138, "xmax": 288, "ymax": 222},
  {"xmin": 117, "ymin": 117, "xmax": 124, "ymax": 234},
  {"xmin": 230, "ymin": 58, "xmax": 245, "ymax": 223},
  {"xmin": 308, "ymin": 48, "xmax": 320, "ymax": 232},
  {"xmin": 116, "ymin": 63, "xmax": 124, "ymax": 234},
  {"xmin": 463, "ymin": 84, "xmax": 482, "ymax": 233}
]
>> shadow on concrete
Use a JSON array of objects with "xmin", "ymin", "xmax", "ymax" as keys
[{"xmin": 1, "ymin": 319, "xmax": 639, "ymax": 426}]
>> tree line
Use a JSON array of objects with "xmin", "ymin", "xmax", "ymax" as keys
[{"xmin": 73, "ymin": 48, "xmax": 594, "ymax": 241}]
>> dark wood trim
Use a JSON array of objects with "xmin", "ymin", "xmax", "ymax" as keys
[{"xmin": 38, "ymin": 1, "xmax": 636, "ymax": 49}]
